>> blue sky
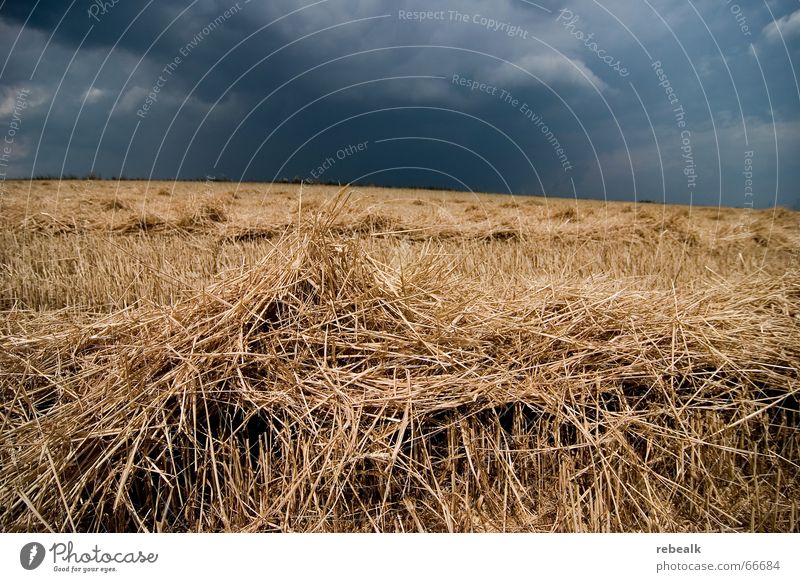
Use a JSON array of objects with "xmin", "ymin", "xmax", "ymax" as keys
[{"xmin": 0, "ymin": 0, "xmax": 798, "ymax": 207}]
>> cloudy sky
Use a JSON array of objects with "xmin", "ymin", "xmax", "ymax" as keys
[{"xmin": 0, "ymin": 0, "xmax": 798, "ymax": 207}]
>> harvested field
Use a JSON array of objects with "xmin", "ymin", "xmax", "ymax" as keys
[{"xmin": 1, "ymin": 180, "xmax": 798, "ymax": 532}]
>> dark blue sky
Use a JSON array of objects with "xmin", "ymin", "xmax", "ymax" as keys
[{"xmin": 0, "ymin": 0, "xmax": 798, "ymax": 207}]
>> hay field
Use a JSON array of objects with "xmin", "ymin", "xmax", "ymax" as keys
[{"xmin": 1, "ymin": 180, "xmax": 798, "ymax": 532}]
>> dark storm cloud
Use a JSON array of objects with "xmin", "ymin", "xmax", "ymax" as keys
[{"xmin": 0, "ymin": 0, "xmax": 798, "ymax": 208}]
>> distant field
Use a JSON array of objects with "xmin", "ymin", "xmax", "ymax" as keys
[{"xmin": 1, "ymin": 180, "xmax": 798, "ymax": 532}]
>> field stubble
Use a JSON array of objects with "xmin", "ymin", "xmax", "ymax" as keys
[{"xmin": 0, "ymin": 181, "xmax": 798, "ymax": 532}]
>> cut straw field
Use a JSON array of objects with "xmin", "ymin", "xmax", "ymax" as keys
[{"xmin": 1, "ymin": 180, "xmax": 798, "ymax": 532}]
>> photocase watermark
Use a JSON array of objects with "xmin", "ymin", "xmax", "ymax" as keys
[
  {"xmin": 204, "ymin": 174, "xmax": 216, "ymax": 196},
  {"xmin": 724, "ymin": 1, "xmax": 752, "ymax": 37},
  {"xmin": 137, "ymin": 1, "xmax": 245, "ymax": 119},
  {"xmin": 397, "ymin": 10, "xmax": 447, "ymax": 23},
  {"xmin": 556, "ymin": 8, "xmax": 629, "ymax": 78},
  {"xmin": 651, "ymin": 60, "xmax": 697, "ymax": 197},
  {"xmin": 451, "ymin": 74, "xmax": 573, "ymax": 172},
  {"xmin": 87, "ymin": 0, "xmax": 122, "ymax": 23},
  {"xmin": 398, "ymin": 9, "xmax": 530, "ymax": 39},
  {"xmin": 0, "ymin": 87, "xmax": 30, "ymax": 197},
  {"xmin": 743, "ymin": 149, "xmax": 754, "ymax": 208},
  {"xmin": 451, "ymin": 73, "xmax": 501, "ymax": 97},
  {"xmin": 18, "ymin": 540, "xmax": 159, "ymax": 575},
  {"xmin": 310, "ymin": 141, "xmax": 369, "ymax": 181}
]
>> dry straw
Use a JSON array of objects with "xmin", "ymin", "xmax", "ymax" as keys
[{"xmin": 1, "ymin": 192, "xmax": 798, "ymax": 532}]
